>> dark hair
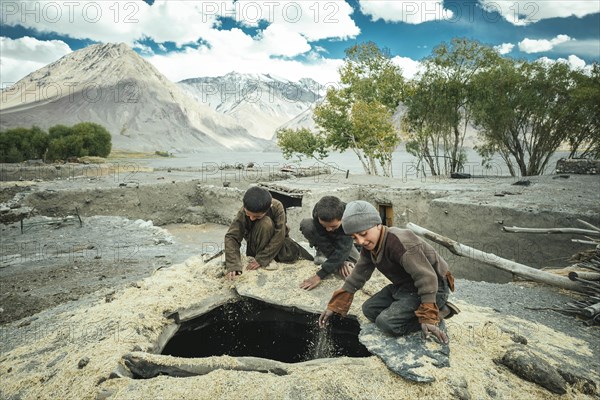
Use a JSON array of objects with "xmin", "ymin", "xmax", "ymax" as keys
[
  {"xmin": 243, "ymin": 186, "xmax": 272, "ymax": 213},
  {"xmin": 314, "ymin": 196, "xmax": 345, "ymax": 222}
]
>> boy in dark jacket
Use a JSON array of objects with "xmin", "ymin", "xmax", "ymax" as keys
[
  {"xmin": 225, "ymin": 186, "xmax": 311, "ymax": 279},
  {"xmin": 299, "ymin": 196, "xmax": 359, "ymax": 290},
  {"xmin": 319, "ymin": 200, "xmax": 459, "ymax": 343}
]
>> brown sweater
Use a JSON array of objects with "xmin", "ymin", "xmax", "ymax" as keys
[
  {"xmin": 342, "ymin": 226, "xmax": 449, "ymax": 304},
  {"xmin": 224, "ymin": 199, "xmax": 289, "ymax": 272}
]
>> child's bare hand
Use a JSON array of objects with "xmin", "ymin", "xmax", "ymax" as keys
[
  {"xmin": 339, "ymin": 261, "xmax": 354, "ymax": 278},
  {"xmin": 246, "ymin": 260, "xmax": 261, "ymax": 270},
  {"xmin": 319, "ymin": 309, "xmax": 334, "ymax": 328},
  {"xmin": 421, "ymin": 323, "xmax": 448, "ymax": 344},
  {"xmin": 226, "ymin": 271, "xmax": 241, "ymax": 280},
  {"xmin": 300, "ymin": 275, "xmax": 321, "ymax": 290}
]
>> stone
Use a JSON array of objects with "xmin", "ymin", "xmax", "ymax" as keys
[
  {"xmin": 358, "ymin": 321, "xmax": 450, "ymax": 383},
  {"xmin": 558, "ymin": 368, "xmax": 597, "ymax": 395},
  {"xmin": 497, "ymin": 347, "xmax": 567, "ymax": 394},
  {"xmin": 78, "ymin": 357, "xmax": 90, "ymax": 369}
]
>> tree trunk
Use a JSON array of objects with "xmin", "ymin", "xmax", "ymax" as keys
[{"xmin": 406, "ymin": 223, "xmax": 588, "ymax": 294}]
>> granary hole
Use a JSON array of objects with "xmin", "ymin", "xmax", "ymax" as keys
[{"xmin": 161, "ymin": 298, "xmax": 370, "ymax": 363}]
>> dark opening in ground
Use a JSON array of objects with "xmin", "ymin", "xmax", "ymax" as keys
[
  {"xmin": 162, "ymin": 298, "xmax": 370, "ymax": 363},
  {"xmin": 268, "ymin": 190, "xmax": 303, "ymax": 210}
]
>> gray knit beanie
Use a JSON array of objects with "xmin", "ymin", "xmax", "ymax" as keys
[{"xmin": 342, "ymin": 200, "xmax": 382, "ymax": 235}]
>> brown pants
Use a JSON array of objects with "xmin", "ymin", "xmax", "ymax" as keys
[{"xmin": 246, "ymin": 216, "xmax": 312, "ymax": 262}]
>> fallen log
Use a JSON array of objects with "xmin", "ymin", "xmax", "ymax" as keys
[
  {"xmin": 582, "ymin": 302, "xmax": 600, "ymax": 318},
  {"xmin": 122, "ymin": 352, "xmax": 370, "ymax": 379},
  {"xmin": 406, "ymin": 223, "xmax": 588, "ymax": 294},
  {"xmin": 503, "ymin": 226, "xmax": 600, "ymax": 236}
]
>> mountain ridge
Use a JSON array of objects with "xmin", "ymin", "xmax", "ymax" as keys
[{"xmin": 0, "ymin": 43, "xmax": 268, "ymax": 152}]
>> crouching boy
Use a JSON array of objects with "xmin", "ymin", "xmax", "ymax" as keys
[
  {"xmin": 299, "ymin": 196, "xmax": 359, "ymax": 290},
  {"xmin": 319, "ymin": 200, "xmax": 459, "ymax": 343},
  {"xmin": 225, "ymin": 186, "xmax": 312, "ymax": 279}
]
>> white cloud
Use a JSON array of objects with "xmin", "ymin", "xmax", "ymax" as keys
[
  {"xmin": 552, "ymin": 39, "xmax": 600, "ymax": 58},
  {"xmin": 391, "ymin": 56, "xmax": 423, "ymax": 80},
  {"xmin": 359, "ymin": 0, "xmax": 453, "ymax": 24},
  {"xmin": 518, "ymin": 35, "xmax": 572, "ymax": 53},
  {"xmin": 0, "ymin": 36, "xmax": 72, "ymax": 84},
  {"xmin": 479, "ymin": 0, "xmax": 600, "ymax": 26},
  {"xmin": 494, "ymin": 43, "xmax": 514, "ymax": 55},
  {"xmin": 133, "ymin": 42, "xmax": 153, "ymax": 55},
  {"xmin": 0, "ymin": 1, "xmax": 360, "ymax": 87},
  {"xmin": 146, "ymin": 39, "xmax": 343, "ymax": 85},
  {"xmin": 567, "ymin": 55, "xmax": 586, "ymax": 70},
  {"xmin": 535, "ymin": 55, "xmax": 591, "ymax": 73}
]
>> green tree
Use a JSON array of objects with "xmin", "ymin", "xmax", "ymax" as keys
[
  {"xmin": 46, "ymin": 122, "xmax": 112, "ymax": 161},
  {"xmin": 276, "ymin": 127, "xmax": 327, "ymax": 161},
  {"xmin": 71, "ymin": 122, "xmax": 112, "ymax": 157},
  {"xmin": 566, "ymin": 64, "xmax": 600, "ymax": 159},
  {"xmin": 404, "ymin": 38, "xmax": 501, "ymax": 175},
  {"xmin": 312, "ymin": 42, "xmax": 405, "ymax": 176},
  {"xmin": 0, "ymin": 126, "xmax": 49, "ymax": 162},
  {"xmin": 471, "ymin": 58, "xmax": 577, "ymax": 176}
]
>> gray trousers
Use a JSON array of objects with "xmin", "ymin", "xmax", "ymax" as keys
[
  {"xmin": 362, "ymin": 281, "xmax": 449, "ymax": 336},
  {"xmin": 299, "ymin": 218, "xmax": 359, "ymax": 261},
  {"xmin": 247, "ymin": 216, "xmax": 311, "ymax": 262}
]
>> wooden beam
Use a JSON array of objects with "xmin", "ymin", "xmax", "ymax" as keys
[{"xmin": 406, "ymin": 223, "xmax": 588, "ymax": 294}]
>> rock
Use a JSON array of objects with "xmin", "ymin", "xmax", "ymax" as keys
[
  {"xmin": 496, "ymin": 347, "xmax": 567, "ymax": 394},
  {"xmin": 358, "ymin": 322, "xmax": 450, "ymax": 383},
  {"xmin": 558, "ymin": 368, "xmax": 597, "ymax": 395},
  {"xmin": 449, "ymin": 376, "xmax": 471, "ymax": 400},
  {"xmin": 78, "ymin": 357, "xmax": 90, "ymax": 369}
]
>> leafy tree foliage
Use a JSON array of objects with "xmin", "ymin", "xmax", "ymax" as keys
[
  {"xmin": 0, "ymin": 126, "xmax": 49, "ymax": 162},
  {"xmin": 566, "ymin": 63, "xmax": 600, "ymax": 159},
  {"xmin": 312, "ymin": 42, "xmax": 405, "ymax": 176},
  {"xmin": 1, "ymin": 122, "xmax": 112, "ymax": 163},
  {"xmin": 403, "ymin": 38, "xmax": 501, "ymax": 175},
  {"xmin": 471, "ymin": 58, "xmax": 586, "ymax": 176},
  {"xmin": 276, "ymin": 127, "xmax": 327, "ymax": 161}
]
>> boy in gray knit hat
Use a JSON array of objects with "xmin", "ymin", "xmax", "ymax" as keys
[{"xmin": 319, "ymin": 200, "xmax": 459, "ymax": 343}]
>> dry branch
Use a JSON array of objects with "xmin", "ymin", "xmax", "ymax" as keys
[
  {"xmin": 406, "ymin": 223, "xmax": 588, "ymax": 294},
  {"xmin": 577, "ymin": 219, "xmax": 600, "ymax": 232},
  {"xmin": 503, "ymin": 226, "xmax": 600, "ymax": 236}
]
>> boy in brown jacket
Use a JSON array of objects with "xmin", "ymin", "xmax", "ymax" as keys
[
  {"xmin": 224, "ymin": 186, "xmax": 311, "ymax": 279},
  {"xmin": 319, "ymin": 200, "xmax": 459, "ymax": 343}
]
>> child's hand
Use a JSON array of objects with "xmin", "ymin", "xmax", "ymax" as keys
[
  {"xmin": 246, "ymin": 259, "xmax": 261, "ymax": 270},
  {"xmin": 318, "ymin": 309, "xmax": 333, "ymax": 328},
  {"xmin": 300, "ymin": 275, "xmax": 321, "ymax": 290},
  {"xmin": 339, "ymin": 261, "xmax": 354, "ymax": 278},
  {"xmin": 226, "ymin": 271, "xmax": 241, "ymax": 280},
  {"xmin": 421, "ymin": 323, "xmax": 449, "ymax": 344}
]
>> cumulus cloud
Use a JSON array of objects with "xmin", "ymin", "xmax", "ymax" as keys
[
  {"xmin": 391, "ymin": 56, "xmax": 423, "ymax": 80},
  {"xmin": 494, "ymin": 43, "xmax": 515, "ymax": 55},
  {"xmin": 0, "ymin": 1, "xmax": 360, "ymax": 86},
  {"xmin": 0, "ymin": 36, "xmax": 72, "ymax": 84},
  {"xmin": 359, "ymin": 0, "xmax": 453, "ymax": 24},
  {"xmin": 518, "ymin": 35, "xmax": 572, "ymax": 53},
  {"xmin": 146, "ymin": 39, "xmax": 343, "ymax": 85},
  {"xmin": 479, "ymin": 0, "xmax": 600, "ymax": 26},
  {"xmin": 535, "ymin": 55, "xmax": 591, "ymax": 73}
]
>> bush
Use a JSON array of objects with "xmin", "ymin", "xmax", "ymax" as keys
[
  {"xmin": 0, "ymin": 122, "xmax": 112, "ymax": 163},
  {"xmin": 0, "ymin": 126, "xmax": 49, "ymax": 162}
]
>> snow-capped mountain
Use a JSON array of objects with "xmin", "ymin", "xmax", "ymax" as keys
[
  {"xmin": 0, "ymin": 43, "xmax": 267, "ymax": 152},
  {"xmin": 178, "ymin": 72, "xmax": 322, "ymax": 140}
]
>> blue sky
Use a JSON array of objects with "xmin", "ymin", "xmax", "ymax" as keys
[{"xmin": 1, "ymin": 0, "xmax": 599, "ymax": 85}]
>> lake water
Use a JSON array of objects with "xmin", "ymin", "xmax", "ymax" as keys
[{"xmin": 140, "ymin": 147, "xmax": 570, "ymax": 178}]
